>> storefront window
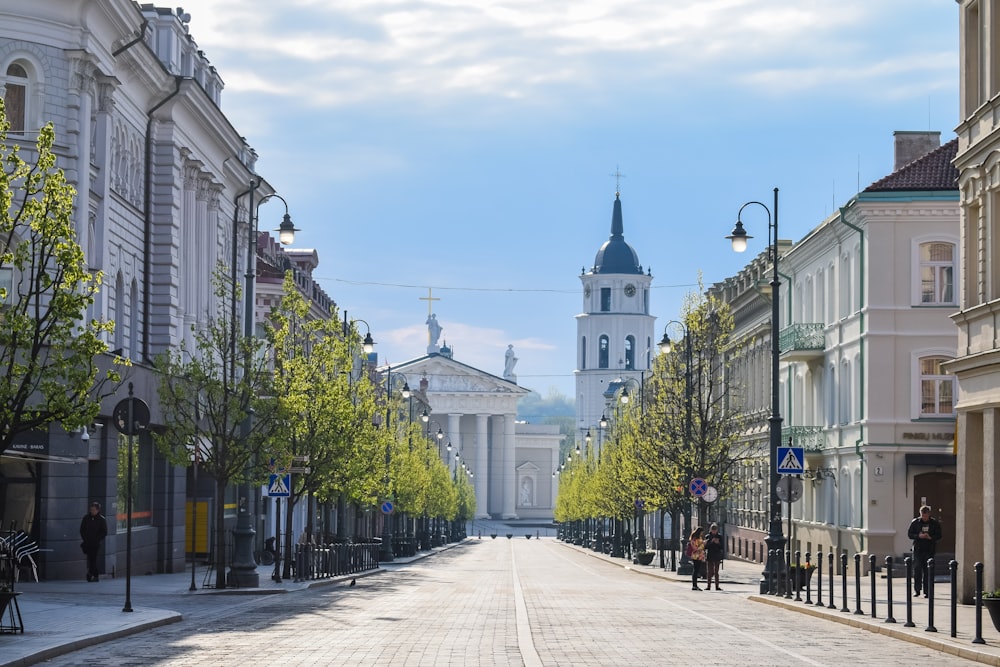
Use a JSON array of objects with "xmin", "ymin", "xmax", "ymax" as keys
[{"xmin": 116, "ymin": 432, "xmax": 152, "ymax": 530}]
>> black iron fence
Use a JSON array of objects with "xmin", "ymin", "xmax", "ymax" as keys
[
  {"xmin": 761, "ymin": 549, "xmax": 998, "ymax": 645},
  {"xmin": 290, "ymin": 542, "xmax": 380, "ymax": 581}
]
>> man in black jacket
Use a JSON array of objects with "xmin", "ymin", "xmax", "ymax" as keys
[
  {"xmin": 80, "ymin": 502, "xmax": 108, "ymax": 582},
  {"xmin": 907, "ymin": 505, "xmax": 942, "ymax": 597}
]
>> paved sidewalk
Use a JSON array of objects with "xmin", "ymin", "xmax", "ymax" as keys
[
  {"xmin": 563, "ymin": 542, "xmax": 1000, "ymax": 666},
  {"xmin": 0, "ymin": 544, "xmax": 455, "ymax": 667}
]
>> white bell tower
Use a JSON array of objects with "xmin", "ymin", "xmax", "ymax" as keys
[{"xmin": 574, "ymin": 192, "xmax": 655, "ymax": 451}]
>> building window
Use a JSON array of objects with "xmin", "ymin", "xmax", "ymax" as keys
[
  {"xmin": 599, "ymin": 335, "xmax": 609, "ymax": 369},
  {"xmin": 3, "ymin": 63, "xmax": 28, "ymax": 133},
  {"xmin": 600, "ymin": 287, "xmax": 611, "ymax": 312},
  {"xmin": 919, "ymin": 242, "xmax": 955, "ymax": 305},
  {"xmin": 920, "ymin": 356, "xmax": 955, "ymax": 416},
  {"xmin": 581, "ymin": 336, "xmax": 587, "ymax": 370},
  {"xmin": 624, "ymin": 335, "xmax": 635, "ymax": 370}
]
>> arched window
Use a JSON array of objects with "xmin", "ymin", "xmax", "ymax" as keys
[
  {"xmin": 581, "ymin": 336, "xmax": 587, "ymax": 370},
  {"xmin": 3, "ymin": 62, "xmax": 28, "ymax": 133},
  {"xmin": 624, "ymin": 335, "xmax": 635, "ymax": 370},
  {"xmin": 598, "ymin": 335, "xmax": 609, "ymax": 369},
  {"xmin": 113, "ymin": 272, "xmax": 124, "ymax": 353},
  {"xmin": 919, "ymin": 356, "xmax": 955, "ymax": 416},
  {"xmin": 919, "ymin": 242, "xmax": 955, "ymax": 305}
]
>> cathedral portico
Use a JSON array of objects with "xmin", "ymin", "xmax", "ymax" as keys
[{"xmin": 380, "ymin": 329, "xmax": 560, "ymax": 521}]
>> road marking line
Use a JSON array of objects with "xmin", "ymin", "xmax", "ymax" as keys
[
  {"xmin": 657, "ymin": 596, "xmax": 824, "ymax": 665},
  {"xmin": 510, "ymin": 541, "xmax": 544, "ymax": 667}
]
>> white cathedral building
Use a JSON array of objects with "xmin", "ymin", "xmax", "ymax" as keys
[
  {"xmin": 382, "ymin": 320, "xmax": 563, "ymax": 521},
  {"xmin": 575, "ymin": 193, "xmax": 656, "ymax": 449}
]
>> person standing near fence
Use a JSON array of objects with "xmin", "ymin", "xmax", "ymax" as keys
[
  {"xmin": 686, "ymin": 526, "xmax": 706, "ymax": 590},
  {"xmin": 80, "ymin": 501, "xmax": 107, "ymax": 582},
  {"xmin": 704, "ymin": 523, "xmax": 724, "ymax": 591},
  {"xmin": 907, "ymin": 505, "xmax": 941, "ymax": 598}
]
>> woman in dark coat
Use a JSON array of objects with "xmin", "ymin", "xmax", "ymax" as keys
[{"xmin": 80, "ymin": 502, "xmax": 107, "ymax": 582}]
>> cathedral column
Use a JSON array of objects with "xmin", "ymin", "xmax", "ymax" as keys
[
  {"xmin": 502, "ymin": 413, "xmax": 517, "ymax": 519},
  {"xmin": 475, "ymin": 414, "xmax": 489, "ymax": 519},
  {"xmin": 447, "ymin": 413, "xmax": 461, "ymax": 469}
]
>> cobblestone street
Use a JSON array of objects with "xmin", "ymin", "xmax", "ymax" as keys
[{"xmin": 35, "ymin": 538, "xmax": 980, "ymax": 666}]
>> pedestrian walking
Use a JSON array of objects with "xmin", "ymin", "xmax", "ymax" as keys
[
  {"xmin": 686, "ymin": 526, "xmax": 705, "ymax": 590},
  {"xmin": 704, "ymin": 523, "xmax": 724, "ymax": 590},
  {"xmin": 906, "ymin": 505, "xmax": 941, "ymax": 597},
  {"xmin": 80, "ymin": 501, "xmax": 108, "ymax": 582}
]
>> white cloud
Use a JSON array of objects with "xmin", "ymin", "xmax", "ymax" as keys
[{"xmin": 186, "ymin": 0, "xmax": 941, "ymax": 109}]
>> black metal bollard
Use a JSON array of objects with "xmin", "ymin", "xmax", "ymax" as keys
[
  {"xmin": 804, "ymin": 552, "xmax": 813, "ymax": 605},
  {"xmin": 884, "ymin": 556, "xmax": 896, "ymax": 623},
  {"xmin": 840, "ymin": 553, "xmax": 850, "ymax": 613},
  {"xmin": 768, "ymin": 549, "xmax": 777, "ymax": 595},
  {"xmin": 973, "ymin": 562, "xmax": 986, "ymax": 645},
  {"xmin": 926, "ymin": 557, "xmax": 937, "ymax": 633},
  {"xmin": 949, "ymin": 560, "xmax": 958, "ymax": 638},
  {"xmin": 869, "ymin": 554, "xmax": 877, "ymax": 618},
  {"xmin": 828, "ymin": 550, "xmax": 836, "ymax": 609},
  {"xmin": 785, "ymin": 550, "xmax": 793, "ymax": 599},
  {"xmin": 904, "ymin": 556, "xmax": 915, "ymax": 627},
  {"xmin": 814, "ymin": 553, "xmax": 823, "ymax": 607},
  {"xmin": 853, "ymin": 553, "xmax": 864, "ymax": 615},
  {"xmin": 794, "ymin": 550, "xmax": 802, "ymax": 602},
  {"xmin": 767, "ymin": 549, "xmax": 781, "ymax": 595}
]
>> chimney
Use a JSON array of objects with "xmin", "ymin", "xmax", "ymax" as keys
[{"xmin": 893, "ymin": 131, "xmax": 941, "ymax": 171}]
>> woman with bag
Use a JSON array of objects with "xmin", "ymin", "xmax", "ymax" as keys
[{"xmin": 687, "ymin": 526, "xmax": 706, "ymax": 590}]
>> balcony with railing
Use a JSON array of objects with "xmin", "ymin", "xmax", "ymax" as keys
[
  {"xmin": 783, "ymin": 426, "xmax": 825, "ymax": 452},
  {"xmin": 779, "ymin": 323, "xmax": 825, "ymax": 362}
]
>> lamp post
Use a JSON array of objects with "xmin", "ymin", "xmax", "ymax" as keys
[
  {"xmin": 229, "ymin": 179, "xmax": 298, "ymax": 588},
  {"xmin": 424, "ymin": 418, "xmax": 445, "ymax": 546},
  {"xmin": 338, "ymin": 314, "xmax": 376, "ymax": 542},
  {"xmin": 659, "ymin": 321, "xmax": 694, "ymax": 574},
  {"xmin": 615, "ymin": 376, "xmax": 646, "ymax": 558},
  {"xmin": 726, "ymin": 186, "xmax": 786, "ymax": 594},
  {"xmin": 379, "ymin": 368, "xmax": 410, "ymax": 562}
]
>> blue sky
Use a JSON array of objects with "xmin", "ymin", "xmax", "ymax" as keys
[{"xmin": 189, "ymin": 0, "xmax": 957, "ymax": 400}]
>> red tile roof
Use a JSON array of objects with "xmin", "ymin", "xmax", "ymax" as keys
[{"xmin": 864, "ymin": 138, "xmax": 958, "ymax": 192}]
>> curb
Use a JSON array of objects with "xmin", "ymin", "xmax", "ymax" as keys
[
  {"xmin": 2, "ymin": 613, "xmax": 181, "ymax": 667},
  {"xmin": 750, "ymin": 595, "xmax": 1000, "ymax": 667}
]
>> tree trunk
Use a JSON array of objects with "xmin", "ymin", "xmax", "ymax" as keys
[{"xmin": 214, "ymin": 477, "xmax": 227, "ymax": 589}]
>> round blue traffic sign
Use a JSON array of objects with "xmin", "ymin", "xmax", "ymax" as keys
[
  {"xmin": 689, "ymin": 477, "xmax": 708, "ymax": 497},
  {"xmin": 380, "ymin": 500, "xmax": 394, "ymax": 514}
]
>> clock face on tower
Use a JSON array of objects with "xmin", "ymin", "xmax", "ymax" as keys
[
  {"xmin": 584, "ymin": 285, "xmax": 592, "ymax": 297},
  {"xmin": 624, "ymin": 283, "xmax": 636, "ymax": 297}
]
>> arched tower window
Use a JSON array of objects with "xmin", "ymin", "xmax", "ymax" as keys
[
  {"xmin": 581, "ymin": 336, "xmax": 587, "ymax": 370},
  {"xmin": 624, "ymin": 335, "xmax": 635, "ymax": 370},
  {"xmin": 599, "ymin": 335, "xmax": 609, "ymax": 369}
]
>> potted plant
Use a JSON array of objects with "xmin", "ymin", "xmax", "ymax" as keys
[
  {"xmin": 634, "ymin": 551, "xmax": 655, "ymax": 566},
  {"xmin": 982, "ymin": 589, "xmax": 1000, "ymax": 632}
]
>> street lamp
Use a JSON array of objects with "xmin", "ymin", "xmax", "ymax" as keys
[
  {"xmin": 726, "ymin": 186, "xmax": 785, "ymax": 594},
  {"xmin": 659, "ymin": 320, "xmax": 693, "ymax": 574},
  {"xmin": 378, "ymin": 367, "xmax": 410, "ymax": 562},
  {"xmin": 229, "ymin": 179, "xmax": 297, "ymax": 588}
]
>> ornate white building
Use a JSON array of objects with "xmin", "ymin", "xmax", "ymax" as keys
[
  {"xmin": 385, "ymin": 330, "xmax": 561, "ymax": 520},
  {"xmin": 575, "ymin": 193, "xmax": 656, "ymax": 449},
  {"xmin": 715, "ymin": 132, "xmax": 959, "ymax": 569},
  {"xmin": 950, "ymin": 0, "xmax": 1000, "ymax": 601},
  {"xmin": 0, "ymin": 2, "xmax": 292, "ymax": 579}
]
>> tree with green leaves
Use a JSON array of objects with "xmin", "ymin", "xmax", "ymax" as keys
[
  {"xmin": 153, "ymin": 269, "xmax": 279, "ymax": 589},
  {"xmin": 0, "ymin": 101, "xmax": 122, "ymax": 453},
  {"xmin": 633, "ymin": 288, "xmax": 750, "ymax": 530}
]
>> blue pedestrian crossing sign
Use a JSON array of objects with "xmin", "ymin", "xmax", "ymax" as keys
[
  {"xmin": 266, "ymin": 473, "xmax": 291, "ymax": 497},
  {"xmin": 777, "ymin": 446, "xmax": 805, "ymax": 474}
]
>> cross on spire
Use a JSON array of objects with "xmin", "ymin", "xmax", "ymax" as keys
[{"xmin": 611, "ymin": 166, "xmax": 626, "ymax": 196}]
